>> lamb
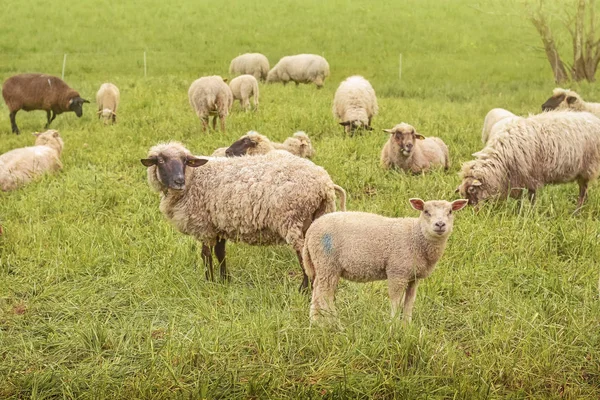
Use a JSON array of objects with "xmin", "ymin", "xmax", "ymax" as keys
[
  {"xmin": 266, "ymin": 54, "xmax": 330, "ymax": 88},
  {"xmin": 303, "ymin": 198, "xmax": 468, "ymax": 324},
  {"xmin": 332, "ymin": 75, "xmax": 378, "ymax": 134},
  {"xmin": 96, "ymin": 83, "xmax": 120, "ymax": 124},
  {"xmin": 2, "ymin": 73, "xmax": 89, "ymax": 134},
  {"xmin": 481, "ymin": 108, "xmax": 522, "ymax": 144},
  {"xmin": 541, "ymin": 88, "xmax": 600, "ymax": 116},
  {"xmin": 141, "ymin": 142, "xmax": 347, "ymax": 290},
  {"xmin": 229, "ymin": 53, "xmax": 270, "ymax": 81},
  {"xmin": 380, "ymin": 123, "xmax": 449, "ymax": 173},
  {"xmin": 0, "ymin": 129, "xmax": 64, "ymax": 191},
  {"xmin": 457, "ymin": 111, "xmax": 600, "ymax": 209},
  {"xmin": 229, "ymin": 75, "xmax": 259, "ymax": 111},
  {"xmin": 225, "ymin": 131, "xmax": 315, "ymax": 158},
  {"xmin": 188, "ymin": 76, "xmax": 233, "ymax": 132}
]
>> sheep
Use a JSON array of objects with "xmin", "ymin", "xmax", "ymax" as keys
[
  {"xmin": 224, "ymin": 130, "xmax": 315, "ymax": 158},
  {"xmin": 96, "ymin": 83, "xmax": 120, "ymax": 124},
  {"xmin": 266, "ymin": 54, "xmax": 330, "ymax": 88},
  {"xmin": 229, "ymin": 75, "xmax": 259, "ymax": 111},
  {"xmin": 188, "ymin": 76, "xmax": 233, "ymax": 132},
  {"xmin": 0, "ymin": 129, "xmax": 64, "ymax": 191},
  {"xmin": 481, "ymin": 108, "xmax": 523, "ymax": 144},
  {"xmin": 140, "ymin": 142, "xmax": 347, "ymax": 290},
  {"xmin": 229, "ymin": 53, "xmax": 270, "ymax": 81},
  {"xmin": 332, "ymin": 75, "xmax": 378, "ymax": 134},
  {"xmin": 541, "ymin": 88, "xmax": 600, "ymax": 116},
  {"xmin": 303, "ymin": 198, "xmax": 468, "ymax": 324},
  {"xmin": 457, "ymin": 111, "xmax": 600, "ymax": 210},
  {"xmin": 2, "ymin": 73, "xmax": 90, "ymax": 134},
  {"xmin": 380, "ymin": 123, "xmax": 449, "ymax": 173}
]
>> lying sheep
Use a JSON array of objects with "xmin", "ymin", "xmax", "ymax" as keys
[
  {"xmin": 481, "ymin": 108, "xmax": 522, "ymax": 144},
  {"xmin": 96, "ymin": 83, "xmax": 120, "ymax": 124},
  {"xmin": 141, "ymin": 142, "xmax": 347, "ymax": 290},
  {"xmin": 267, "ymin": 54, "xmax": 330, "ymax": 88},
  {"xmin": 229, "ymin": 53, "xmax": 270, "ymax": 81},
  {"xmin": 0, "ymin": 130, "xmax": 64, "ymax": 191},
  {"xmin": 458, "ymin": 111, "xmax": 600, "ymax": 209},
  {"xmin": 542, "ymin": 88, "xmax": 600, "ymax": 116},
  {"xmin": 224, "ymin": 130, "xmax": 315, "ymax": 158},
  {"xmin": 188, "ymin": 76, "xmax": 233, "ymax": 132},
  {"xmin": 333, "ymin": 75, "xmax": 378, "ymax": 134},
  {"xmin": 303, "ymin": 198, "xmax": 468, "ymax": 323},
  {"xmin": 2, "ymin": 73, "xmax": 89, "ymax": 134},
  {"xmin": 380, "ymin": 123, "xmax": 449, "ymax": 173},
  {"xmin": 229, "ymin": 75, "xmax": 259, "ymax": 111}
]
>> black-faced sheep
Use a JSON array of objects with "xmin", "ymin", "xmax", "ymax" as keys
[
  {"xmin": 229, "ymin": 53, "xmax": 270, "ymax": 81},
  {"xmin": 188, "ymin": 76, "xmax": 233, "ymax": 132},
  {"xmin": 96, "ymin": 83, "xmax": 120, "ymax": 124},
  {"xmin": 542, "ymin": 88, "xmax": 600, "ymax": 116},
  {"xmin": 333, "ymin": 75, "xmax": 378, "ymax": 134},
  {"xmin": 224, "ymin": 131, "xmax": 315, "ymax": 159},
  {"xmin": 267, "ymin": 54, "xmax": 330, "ymax": 88}
]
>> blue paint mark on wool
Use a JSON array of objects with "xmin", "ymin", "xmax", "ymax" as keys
[{"xmin": 321, "ymin": 233, "xmax": 333, "ymax": 254}]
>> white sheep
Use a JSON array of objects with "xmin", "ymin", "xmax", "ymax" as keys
[
  {"xmin": 303, "ymin": 198, "xmax": 468, "ymax": 324},
  {"xmin": 96, "ymin": 83, "xmax": 120, "ymax": 124},
  {"xmin": 332, "ymin": 75, "xmax": 378, "ymax": 134},
  {"xmin": 229, "ymin": 75, "xmax": 259, "ymax": 111},
  {"xmin": 0, "ymin": 129, "xmax": 64, "ymax": 191},
  {"xmin": 141, "ymin": 142, "xmax": 347, "ymax": 290},
  {"xmin": 266, "ymin": 54, "xmax": 330, "ymax": 88},
  {"xmin": 380, "ymin": 123, "xmax": 449, "ymax": 173},
  {"xmin": 481, "ymin": 108, "xmax": 522, "ymax": 144},
  {"xmin": 229, "ymin": 53, "xmax": 270, "ymax": 81},
  {"xmin": 542, "ymin": 88, "xmax": 600, "ymax": 116},
  {"xmin": 188, "ymin": 76, "xmax": 233, "ymax": 132}
]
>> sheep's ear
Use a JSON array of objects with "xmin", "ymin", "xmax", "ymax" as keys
[
  {"xmin": 52, "ymin": 131, "xmax": 59, "ymax": 138},
  {"xmin": 222, "ymin": 78, "xmax": 228, "ymax": 83},
  {"xmin": 567, "ymin": 96, "xmax": 577, "ymax": 104},
  {"xmin": 383, "ymin": 129, "xmax": 394, "ymax": 134},
  {"xmin": 185, "ymin": 156, "xmax": 208, "ymax": 168},
  {"xmin": 454, "ymin": 187, "xmax": 460, "ymax": 193},
  {"xmin": 415, "ymin": 134, "xmax": 425, "ymax": 140},
  {"xmin": 339, "ymin": 121, "xmax": 352, "ymax": 127},
  {"xmin": 409, "ymin": 198, "xmax": 425, "ymax": 211},
  {"xmin": 140, "ymin": 157, "xmax": 157, "ymax": 167},
  {"xmin": 83, "ymin": 99, "xmax": 90, "ymax": 104},
  {"xmin": 451, "ymin": 199, "xmax": 468, "ymax": 211}
]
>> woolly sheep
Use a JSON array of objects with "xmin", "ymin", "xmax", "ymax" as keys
[
  {"xmin": 2, "ymin": 73, "xmax": 89, "ymax": 134},
  {"xmin": 541, "ymin": 88, "xmax": 600, "ymax": 116},
  {"xmin": 0, "ymin": 129, "xmax": 64, "ymax": 191},
  {"xmin": 458, "ymin": 111, "xmax": 600, "ymax": 209},
  {"xmin": 303, "ymin": 198, "xmax": 468, "ymax": 324},
  {"xmin": 141, "ymin": 142, "xmax": 347, "ymax": 290},
  {"xmin": 225, "ymin": 131, "xmax": 315, "ymax": 159},
  {"xmin": 96, "ymin": 83, "xmax": 120, "ymax": 124},
  {"xmin": 266, "ymin": 54, "xmax": 330, "ymax": 88},
  {"xmin": 333, "ymin": 75, "xmax": 378, "ymax": 134},
  {"xmin": 481, "ymin": 108, "xmax": 522, "ymax": 144},
  {"xmin": 188, "ymin": 76, "xmax": 233, "ymax": 132},
  {"xmin": 380, "ymin": 123, "xmax": 449, "ymax": 173},
  {"xmin": 229, "ymin": 75, "xmax": 259, "ymax": 111},
  {"xmin": 229, "ymin": 53, "xmax": 270, "ymax": 81}
]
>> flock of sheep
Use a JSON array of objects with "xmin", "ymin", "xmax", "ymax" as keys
[{"xmin": 2, "ymin": 50, "xmax": 600, "ymax": 323}]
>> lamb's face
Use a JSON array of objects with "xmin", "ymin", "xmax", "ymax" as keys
[
  {"xmin": 457, "ymin": 176, "xmax": 488, "ymax": 206},
  {"xmin": 541, "ymin": 92, "xmax": 579, "ymax": 112},
  {"xmin": 225, "ymin": 136, "xmax": 257, "ymax": 157},
  {"xmin": 410, "ymin": 199, "xmax": 468, "ymax": 240},
  {"xmin": 384, "ymin": 124, "xmax": 424, "ymax": 156},
  {"xmin": 100, "ymin": 108, "xmax": 114, "ymax": 124},
  {"xmin": 34, "ymin": 130, "xmax": 63, "ymax": 150},
  {"xmin": 141, "ymin": 145, "xmax": 208, "ymax": 190}
]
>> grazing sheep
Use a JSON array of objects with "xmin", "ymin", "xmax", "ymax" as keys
[
  {"xmin": 458, "ymin": 111, "xmax": 600, "ymax": 209},
  {"xmin": 333, "ymin": 76, "xmax": 378, "ymax": 134},
  {"xmin": 96, "ymin": 83, "xmax": 120, "ymax": 124},
  {"xmin": 2, "ymin": 73, "xmax": 89, "ymax": 134},
  {"xmin": 266, "ymin": 54, "xmax": 330, "ymax": 88},
  {"xmin": 541, "ymin": 88, "xmax": 600, "ymax": 116},
  {"xmin": 225, "ymin": 131, "xmax": 315, "ymax": 158},
  {"xmin": 380, "ymin": 123, "xmax": 449, "ymax": 173},
  {"xmin": 229, "ymin": 75, "xmax": 259, "ymax": 111},
  {"xmin": 229, "ymin": 53, "xmax": 270, "ymax": 81},
  {"xmin": 0, "ymin": 130, "xmax": 64, "ymax": 191},
  {"xmin": 141, "ymin": 142, "xmax": 347, "ymax": 290},
  {"xmin": 481, "ymin": 108, "xmax": 522, "ymax": 144},
  {"xmin": 303, "ymin": 198, "xmax": 468, "ymax": 323},
  {"xmin": 188, "ymin": 76, "xmax": 233, "ymax": 132}
]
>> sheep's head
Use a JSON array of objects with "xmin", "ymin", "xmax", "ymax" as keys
[
  {"xmin": 339, "ymin": 120, "xmax": 373, "ymax": 134},
  {"xmin": 410, "ymin": 198, "xmax": 468, "ymax": 240},
  {"xmin": 225, "ymin": 131, "xmax": 270, "ymax": 157},
  {"xmin": 98, "ymin": 108, "xmax": 116, "ymax": 124},
  {"xmin": 383, "ymin": 123, "xmax": 424, "ymax": 157},
  {"xmin": 541, "ymin": 88, "xmax": 581, "ymax": 112},
  {"xmin": 293, "ymin": 131, "xmax": 315, "ymax": 158},
  {"xmin": 33, "ymin": 129, "xmax": 64, "ymax": 153},
  {"xmin": 141, "ymin": 142, "xmax": 208, "ymax": 191},
  {"xmin": 68, "ymin": 96, "xmax": 90, "ymax": 117}
]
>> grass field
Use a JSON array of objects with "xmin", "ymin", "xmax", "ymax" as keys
[{"xmin": 1, "ymin": 0, "xmax": 600, "ymax": 398}]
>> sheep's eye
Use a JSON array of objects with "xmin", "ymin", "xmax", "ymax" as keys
[
  {"xmin": 448, "ymin": 210, "xmax": 452, "ymax": 216},
  {"xmin": 468, "ymin": 186, "xmax": 476, "ymax": 193},
  {"xmin": 158, "ymin": 158, "xmax": 165, "ymax": 164},
  {"xmin": 424, "ymin": 210, "xmax": 430, "ymax": 216}
]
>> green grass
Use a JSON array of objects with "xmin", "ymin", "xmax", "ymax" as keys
[{"xmin": 1, "ymin": 0, "xmax": 600, "ymax": 398}]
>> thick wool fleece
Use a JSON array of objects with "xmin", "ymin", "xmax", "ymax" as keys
[
  {"xmin": 229, "ymin": 75, "xmax": 259, "ymax": 111},
  {"xmin": 229, "ymin": 53, "xmax": 270, "ymax": 81},
  {"xmin": 188, "ymin": 76, "xmax": 233, "ymax": 119},
  {"xmin": 481, "ymin": 108, "xmax": 522, "ymax": 144},
  {"xmin": 332, "ymin": 75, "xmax": 378, "ymax": 126},
  {"xmin": 267, "ymin": 54, "xmax": 330, "ymax": 87},
  {"xmin": 96, "ymin": 83, "xmax": 120, "ymax": 121}
]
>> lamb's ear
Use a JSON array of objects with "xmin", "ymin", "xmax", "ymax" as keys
[
  {"xmin": 454, "ymin": 187, "xmax": 460, "ymax": 194},
  {"xmin": 415, "ymin": 134, "xmax": 425, "ymax": 140},
  {"xmin": 339, "ymin": 121, "xmax": 352, "ymax": 127},
  {"xmin": 567, "ymin": 96, "xmax": 577, "ymax": 104},
  {"xmin": 409, "ymin": 198, "xmax": 425, "ymax": 211},
  {"xmin": 52, "ymin": 131, "xmax": 59, "ymax": 138},
  {"xmin": 383, "ymin": 129, "xmax": 394, "ymax": 134},
  {"xmin": 185, "ymin": 156, "xmax": 209, "ymax": 168},
  {"xmin": 141, "ymin": 157, "xmax": 157, "ymax": 167},
  {"xmin": 222, "ymin": 78, "xmax": 228, "ymax": 83},
  {"xmin": 451, "ymin": 199, "xmax": 468, "ymax": 211}
]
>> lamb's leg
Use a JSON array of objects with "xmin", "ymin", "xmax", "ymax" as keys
[
  {"xmin": 212, "ymin": 116, "xmax": 217, "ymax": 130},
  {"xmin": 310, "ymin": 273, "xmax": 339, "ymax": 324},
  {"xmin": 296, "ymin": 251, "xmax": 310, "ymax": 292},
  {"xmin": 402, "ymin": 280, "xmax": 419, "ymax": 323},
  {"xmin": 219, "ymin": 115, "xmax": 226, "ymax": 132},
  {"xmin": 243, "ymin": 98, "xmax": 249, "ymax": 112},
  {"xmin": 201, "ymin": 243, "xmax": 214, "ymax": 281},
  {"xmin": 215, "ymin": 238, "xmax": 228, "ymax": 282},
  {"xmin": 9, "ymin": 111, "xmax": 19, "ymax": 134},
  {"xmin": 388, "ymin": 277, "xmax": 409, "ymax": 318},
  {"xmin": 112, "ymin": 113, "xmax": 116, "ymax": 124},
  {"xmin": 368, "ymin": 116, "xmax": 372, "ymax": 127},
  {"xmin": 201, "ymin": 117, "xmax": 209, "ymax": 131},
  {"xmin": 577, "ymin": 179, "xmax": 588, "ymax": 210}
]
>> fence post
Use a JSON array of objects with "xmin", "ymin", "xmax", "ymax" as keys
[
  {"xmin": 144, "ymin": 51, "xmax": 147, "ymax": 77},
  {"xmin": 399, "ymin": 53, "xmax": 402, "ymax": 81},
  {"xmin": 61, "ymin": 54, "xmax": 67, "ymax": 80}
]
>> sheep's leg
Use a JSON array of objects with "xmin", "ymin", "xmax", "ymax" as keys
[
  {"xmin": 528, "ymin": 189, "xmax": 536, "ymax": 204},
  {"xmin": 45, "ymin": 110, "xmax": 52, "ymax": 128},
  {"xmin": 201, "ymin": 117, "xmax": 209, "ymax": 131},
  {"xmin": 388, "ymin": 277, "xmax": 409, "ymax": 319},
  {"xmin": 9, "ymin": 111, "xmax": 19, "ymax": 134},
  {"xmin": 243, "ymin": 98, "xmax": 250, "ymax": 112},
  {"xmin": 112, "ymin": 113, "xmax": 116, "ymax": 124},
  {"xmin": 45, "ymin": 111, "xmax": 57, "ymax": 128},
  {"xmin": 212, "ymin": 116, "xmax": 217, "ymax": 130},
  {"xmin": 201, "ymin": 243, "xmax": 215, "ymax": 281},
  {"xmin": 402, "ymin": 280, "xmax": 419, "ymax": 323},
  {"xmin": 310, "ymin": 273, "xmax": 339, "ymax": 324},
  {"xmin": 577, "ymin": 179, "xmax": 588, "ymax": 209},
  {"xmin": 219, "ymin": 115, "xmax": 226, "ymax": 132},
  {"xmin": 296, "ymin": 251, "xmax": 310, "ymax": 292},
  {"xmin": 215, "ymin": 238, "xmax": 228, "ymax": 282},
  {"xmin": 368, "ymin": 116, "xmax": 372, "ymax": 127}
]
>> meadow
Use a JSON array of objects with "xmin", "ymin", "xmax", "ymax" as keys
[{"xmin": 1, "ymin": 0, "xmax": 600, "ymax": 398}]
